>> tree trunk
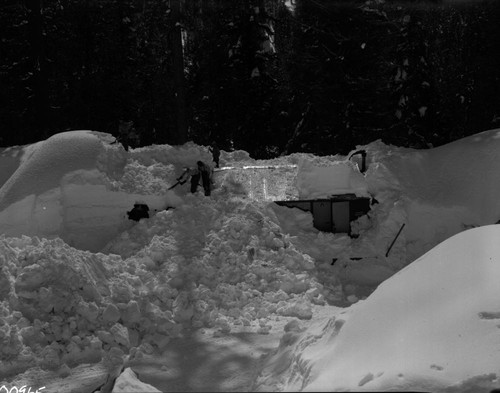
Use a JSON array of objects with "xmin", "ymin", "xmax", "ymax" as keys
[
  {"xmin": 171, "ymin": 0, "xmax": 188, "ymax": 144},
  {"xmin": 25, "ymin": 0, "xmax": 49, "ymax": 141}
]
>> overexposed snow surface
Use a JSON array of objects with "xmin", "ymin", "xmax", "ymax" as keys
[
  {"xmin": 264, "ymin": 225, "xmax": 500, "ymax": 392},
  {"xmin": 1, "ymin": 129, "xmax": 500, "ymax": 392},
  {"xmin": 296, "ymin": 159, "xmax": 369, "ymax": 199}
]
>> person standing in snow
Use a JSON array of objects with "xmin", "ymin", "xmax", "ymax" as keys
[
  {"xmin": 192, "ymin": 160, "xmax": 212, "ymax": 196},
  {"xmin": 209, "ymin": 142, "xmax": 221, "ymax": 168},
  {"xmin": 190, "ymin": 166, "xmax": 201, "ymax": 194}
]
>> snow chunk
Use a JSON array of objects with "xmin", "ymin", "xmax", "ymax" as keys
[
  {"xmin": 110, "ymin": 323, "xmax": 130, "ymax": 349},
  {"xmin": 112, "ymin": 367, "xmax": 161, "ymax": 393},
  {"xmin": 277, "ymin": 300, "xmax": 312, "ymax": 320}
]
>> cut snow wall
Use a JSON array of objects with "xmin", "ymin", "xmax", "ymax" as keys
[
  {"xmin": 297, "ymin": 159, "xmax": 369, "ymax": 199},
  {"xmin": 215, "ymin": 165, "xmax": 299, "ymax": 201}
]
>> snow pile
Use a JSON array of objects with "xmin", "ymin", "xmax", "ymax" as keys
[
  {"xmin": 103, "ymin": 195, "xmax": 333, "ymax": 329},
  {"xmin": 2, "ymin": 129, "xmax": 500, "ymax": 391},
  {"xmin": 258, "ymin": 225, "xmax": 500, "ymax": 392},
  {"xmin": 0, "ymin": 196, "xmax": 335, "ymax": 382},
  {"xmin": 0, "ymin": 236, "xmax": 110, "ymax": 377}
]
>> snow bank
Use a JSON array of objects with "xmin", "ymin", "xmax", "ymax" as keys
[
  {"xmin": 260, "ymin": 225, "xmax": 500, "ymax": 392},
  {"xmin": 366, "ymin": 128, "xmax": 500, "ymax": 260},
  {"xmin": 125, "ymin": 141, "xmax": 213, "ymax": 171},
  {"xmin": 0, "ymin": 131, "xmax": 184, "ymax": 252},
  {"xmin": 0, "ymin": 131, "xmax": 123, "ymax": 210},
  {"xmin": 381, "ymin": 129, "xmax": 500, "ymax": 220}
]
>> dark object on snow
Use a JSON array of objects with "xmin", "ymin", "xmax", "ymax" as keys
[
  {"xmin": 199, "ymin": 161, "xmax": 212, "ymax": 196},
  {"xmin": 331, "ymin": 257, "xmax": 363, "ymax": 266},
  {"xmin": 275, "ymin": 194, "xmax": 371, "ymax": 235},
  {"xmin": 191, "ymin": 161, "xmax": 212, "ymax": 196},
  {"xmin": 191, "ymin": 170, "xmax": 201, "ymax": 193},
  {"xmin": 127, "ymin": 203, "xmax": 150, "ymax": 221},
  {"xmin": 385, "ymin": 223, "xmax": 406, "ymax": 257},
  {"xmin": 111, "ymin": 120, "xmax": 141, "ymax": 151},
  {"xmin": 349, "ymin": 150, "xmax": 367, "ymax": 173},
  {"xmin": 209, "ymin": 142, "xmax": 221, "ymax": 168}
]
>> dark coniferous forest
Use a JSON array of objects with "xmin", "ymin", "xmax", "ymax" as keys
[{"xmin": 1, "ymin": 0, "xmax": 500, "ymax": 158}]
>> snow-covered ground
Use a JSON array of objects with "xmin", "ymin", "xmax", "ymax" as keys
[{"xmin": 0, "ymin": 129, "xmax": 500, "ymax": 392}]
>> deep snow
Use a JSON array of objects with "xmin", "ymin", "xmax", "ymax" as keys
[
  {"xmin": 1, "ymin": 129, "xmax": 500, "ymax": 392},
  {"xmin": 258, "ymin": 225, "xmax": 500, "ymax": 392}
]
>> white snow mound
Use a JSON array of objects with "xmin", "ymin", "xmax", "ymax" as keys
[
  {"xmin": 0, "ymin": 131, "xmax": 182, "ymax": 251},
  {"xmin": 289, "ymin": 224, "xmax": 500, "ymax": 392}
]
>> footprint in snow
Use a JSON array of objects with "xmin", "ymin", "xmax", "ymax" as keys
[
  {"xmin": 358, "ymin": 373, "xmax": 374, "ymax": 387},
  {"xmin": 478, "ymin": 311, "xmax": 500, "ymax": 320}
]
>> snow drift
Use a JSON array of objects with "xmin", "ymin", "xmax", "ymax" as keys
[
  {"xmin": 0, "ymin": 131, "xmax": 183, "ymax": 252},
  {"xmin": 259, "ymin": 225, "xmax": 500, "ymax": 392},
  {"xmin": 365, "ymin": 129, "xmax": 500, "ymax": 260}
]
